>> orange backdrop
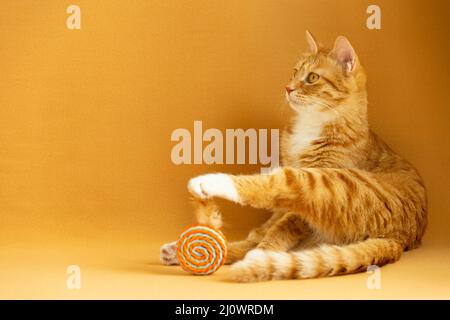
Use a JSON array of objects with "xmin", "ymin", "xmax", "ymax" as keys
[{"xmin": 0, "ymin": 0, "xmax": 449, "ymax": 286}]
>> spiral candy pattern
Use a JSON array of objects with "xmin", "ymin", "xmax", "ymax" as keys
[{"xmin": 177, "ymin": 225, "xmax": 227, "ymax": 275}]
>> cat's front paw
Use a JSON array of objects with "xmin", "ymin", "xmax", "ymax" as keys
[
  {"xmin": 160, "ymin": 241, "xmax": 179, "ymax": 265},
  {"xmin": 187, "ymin": 173, "xmax": 239, "ymax": 202}
]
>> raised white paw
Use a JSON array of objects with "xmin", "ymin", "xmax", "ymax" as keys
[
  {"xmin": 187, "ymin": 173, "xmax": 239, "ymax": 202},
  {"xmin": 160, "ymin": 241, "xmax": 179, "ymax": 265}
]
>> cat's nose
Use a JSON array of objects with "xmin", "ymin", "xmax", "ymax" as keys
[{"xmin": 285, "ymin": 86, "xmax": 295, "ymax": 94}]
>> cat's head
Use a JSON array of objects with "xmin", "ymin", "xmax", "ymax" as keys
[{"xmin": 286, "ymin": 31, "xmax": 367, "ymax": 114}]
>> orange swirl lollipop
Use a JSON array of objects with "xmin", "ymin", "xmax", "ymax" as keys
[{"xmin": 176, "ymin": 224, "xmax": 227, "ymax": 275}]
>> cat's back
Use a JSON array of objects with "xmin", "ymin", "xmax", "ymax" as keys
[{"xmin": 361, "ymin": 131, "xmax": 424, "ymax": 181}]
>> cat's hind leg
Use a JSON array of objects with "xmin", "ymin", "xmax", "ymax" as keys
[
  {"xmin": 160, "ymin": 241, "xmax": 179, "ymax": 265},
  {"xmin": 225, "ymin": 211, "xmax": 286, "ymax": 264},
  {"xmin": 225, "ymin": 240, "xmax": 257, "ymax": 264},
  {"xmin": 256, "ymin": 212, "xmax": 312, "ymax": 251}
]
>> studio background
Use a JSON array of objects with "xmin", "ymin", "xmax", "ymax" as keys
[{"xmin": 1, "ymin": 0, "xmax": 449, "ymax": 299}]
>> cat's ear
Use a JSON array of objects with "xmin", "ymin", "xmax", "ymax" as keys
[
  {"xmin": 305, "ymin": 30, "xmax": 320, "ymax": 54},
  {"xmin": 330, "ymin": 36, "xmax": 358, "ymax": 73}
]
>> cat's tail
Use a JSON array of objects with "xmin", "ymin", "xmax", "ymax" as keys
[{"xmin": 229, "ymin": 238, "xmax": 403, "ymax": 282}]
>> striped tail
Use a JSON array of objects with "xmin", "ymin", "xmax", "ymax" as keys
[{"xmin": 229, "ymin": 238, "xmax": 403, "ymax": 282}]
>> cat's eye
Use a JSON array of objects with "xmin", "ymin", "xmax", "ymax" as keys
[{"xmin": 306, "ymin": 72, "xmax": 320, "ymax": 84}]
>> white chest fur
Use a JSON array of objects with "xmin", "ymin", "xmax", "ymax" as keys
[{"xmin": 288, "ymin": 109, "xmax": 334, "ymax": 154}]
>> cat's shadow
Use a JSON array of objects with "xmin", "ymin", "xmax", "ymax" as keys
[
  {"xmin": 114, "ymin": 259, "xmax": 189, "ymax": 277},
  {"xmin": 112, "ymin": 259, "xmax": 235, "ymax": 282}
]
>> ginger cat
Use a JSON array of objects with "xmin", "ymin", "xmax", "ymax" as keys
[{"xmin": 160, "ymin": 32, "xmax": 427, "ymax": 282}]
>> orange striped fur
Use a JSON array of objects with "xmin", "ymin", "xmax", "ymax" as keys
[
  {"xmin": 225, "ymin": 33, "xmax": 427, "ymax": 282},
  {"xmin": 162, "ymin": 32, "xmax": 427, "ymax": 282}
]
